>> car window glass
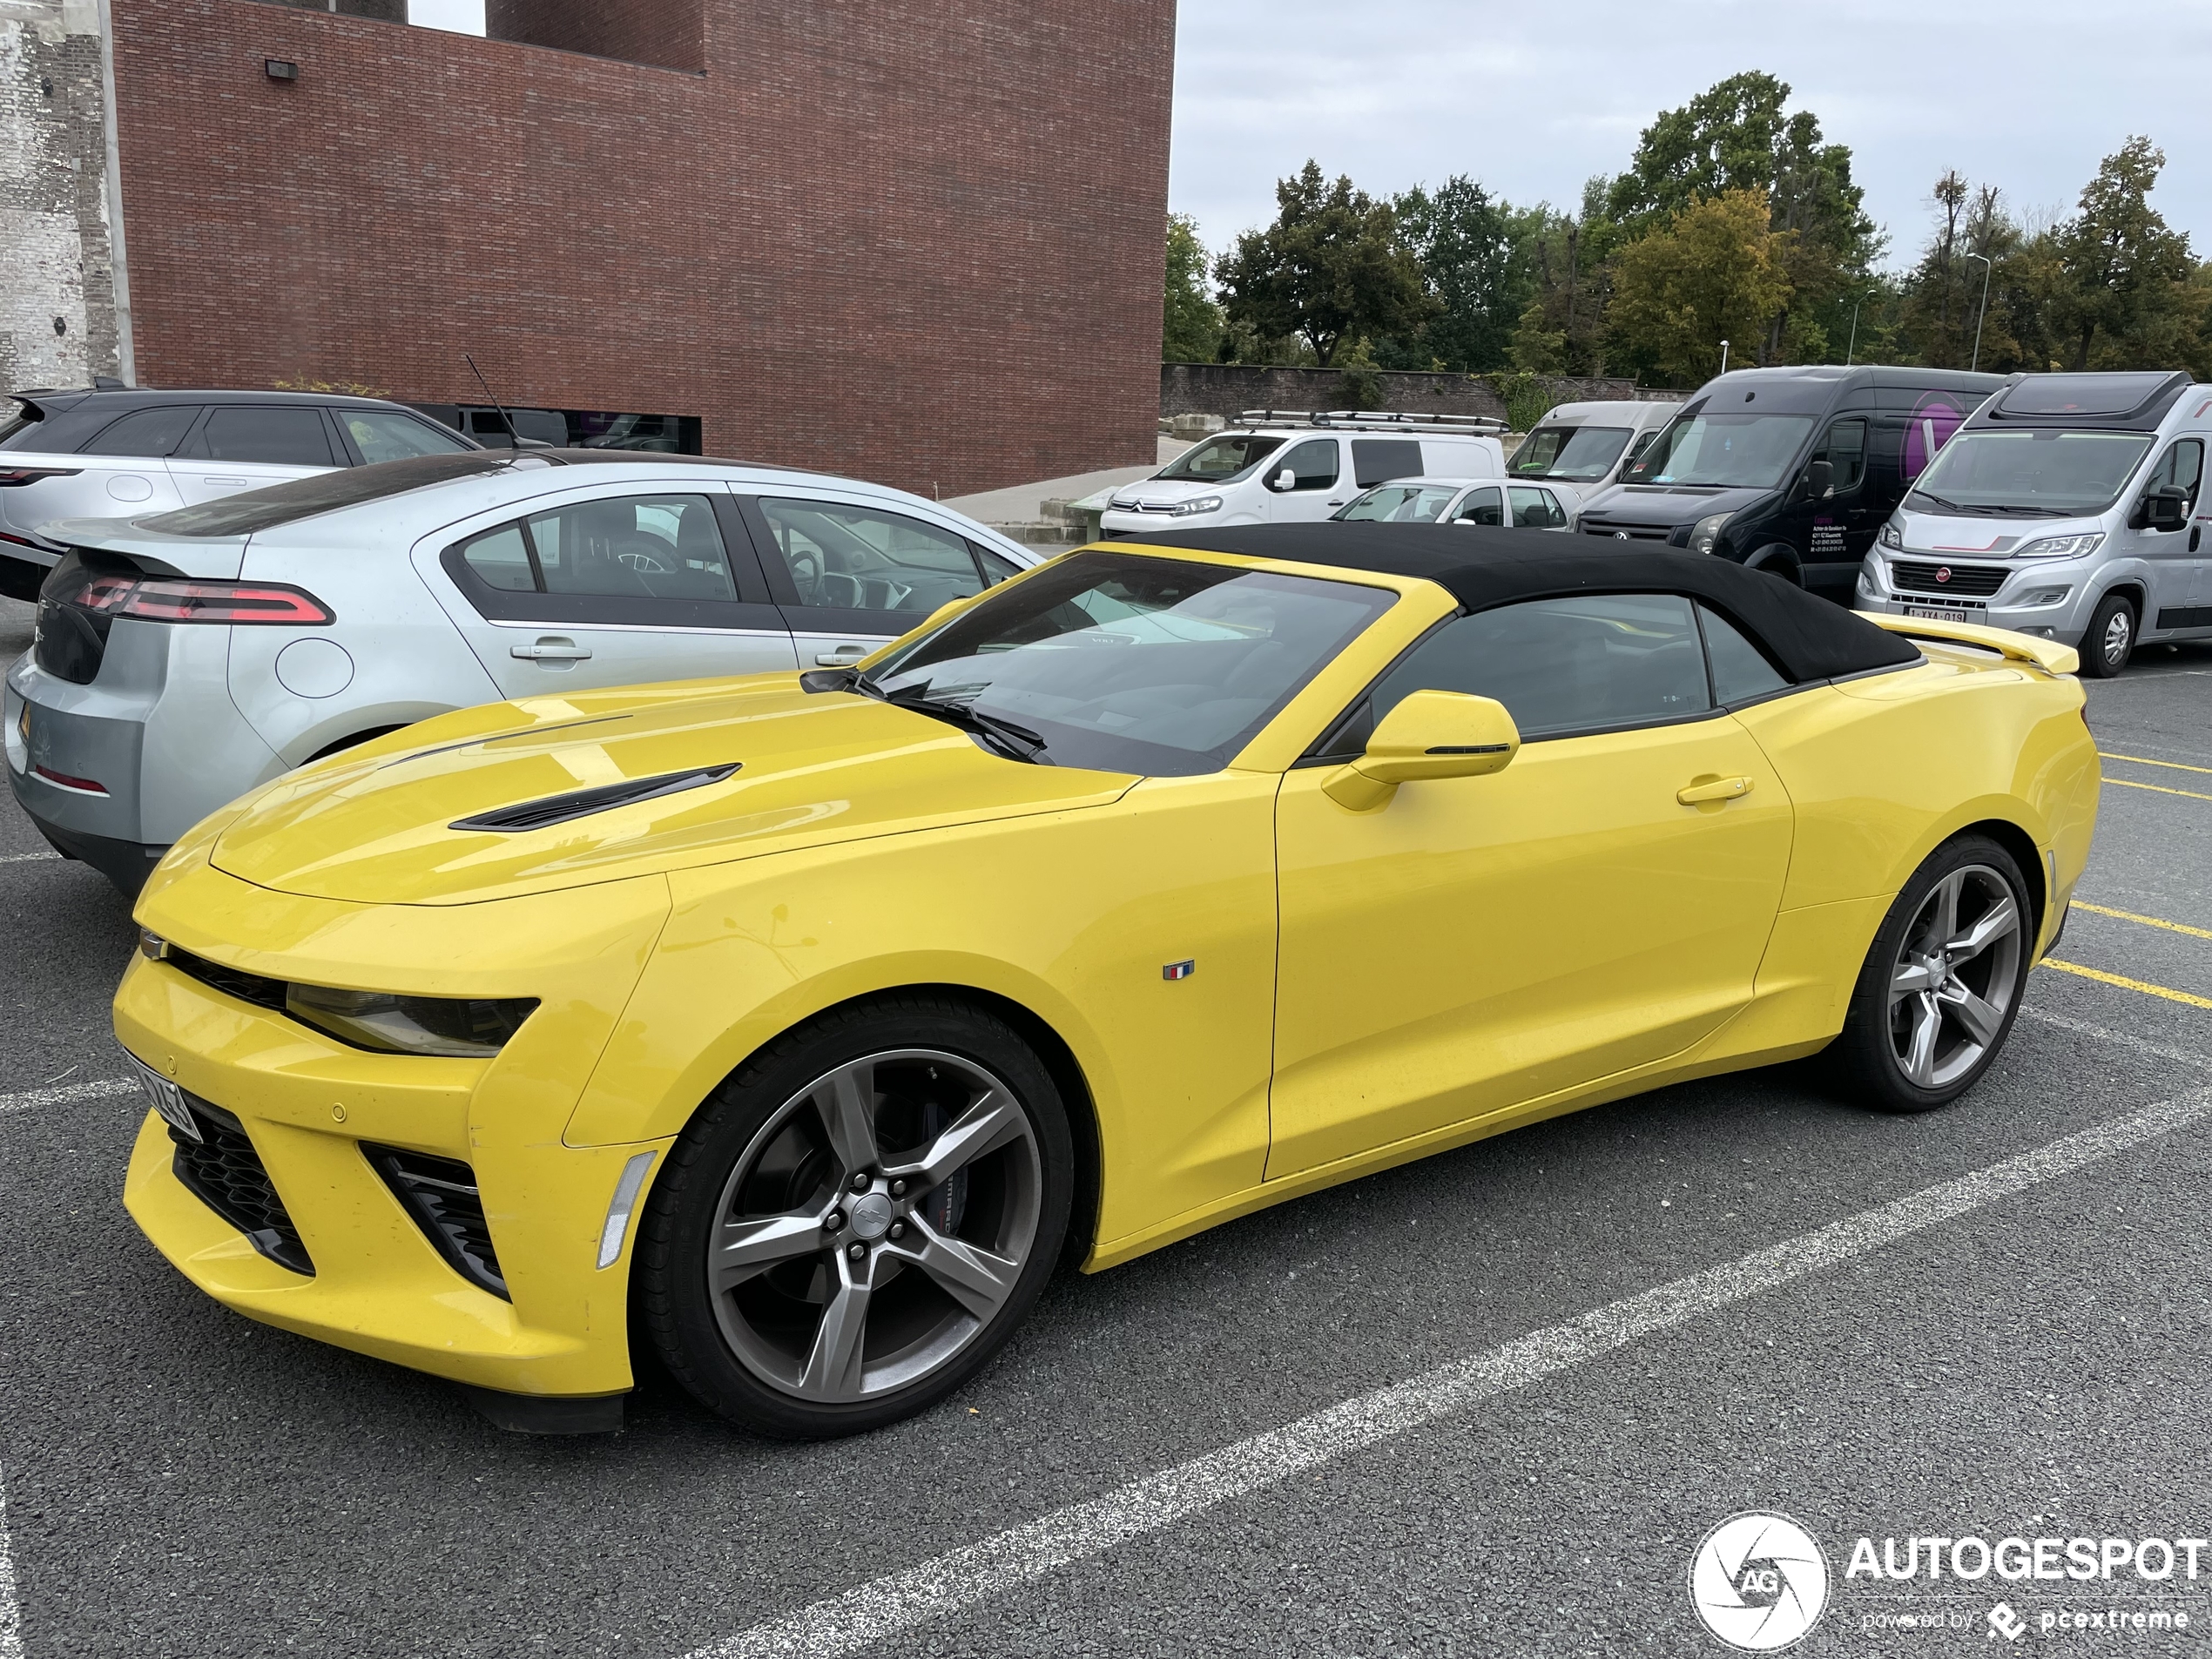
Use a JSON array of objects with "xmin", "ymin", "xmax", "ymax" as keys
[
  {"xmin": 1508, "ymin": 486, "xmax": 1566, "ymax": 529},
  {"xmin": 2147, "ymin": 439, "xmax": 2203, "ymax": 512},
  {"xmin": 1366, "ymin": 594, "xmax": 1711, "ymax": 740},
  {"xmin": 1155, "ymin": 434, "xmax": 1285, "ymax": 482},
  {"xmin": 1350, "ymin": 438, "xmax": 1424, "ymax": 488},
  {"xmin": 524, "ymin": 495, "xmax": 736, "ymax": 601},
  {"xmin": 198, "ymin": 406, "xmax": 337, "ymax": 467},
  {"xmin": 1453, "ymin": 486, "xmax": 1502, "ymax": 526},
  {"xmin": 759, "ymin": 498, "xmax": 985, "ymax": 613},
  {"xmin": 78, "ymin": 406, "xmax": 201, "ymax": 457},
  {"xmin": 1275, "ymin": 439, "xmax": 1339, "ymax": 490},
  {"xmin": 1817, "ymin": 418, "xmax": 1868, "ymax": 492},
  {"xmin": 1698, "ymin": 604, "xmax": 1789, "ymax": 704},
  {"xmin": 343, "ymin": 408, "xmax": 472, "ymax": 464},
  {"xmin": 975, "ymin": 545, "xmax": 1022, "ymax": 584},
  {"xmin": 458, "ymin": 524, "xmax": 536, "ymax": 592}
]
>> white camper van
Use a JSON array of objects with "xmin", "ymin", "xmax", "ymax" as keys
[
  {"xmin": 1100, "ymin": 411, "xmax": 1506, "ymax": 535},
  {"xmin": 1505, "ymin": 398, "xmax": 1680, "ymax": 506}
]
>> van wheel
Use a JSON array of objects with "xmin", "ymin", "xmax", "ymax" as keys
[
  {"xmin": 2079, "ymin": 592, "xmax": 2135, "ymax": 678},
  {"xmin": 636, "ymin": 995, "xmax": 1073, "ymax": 1439}
]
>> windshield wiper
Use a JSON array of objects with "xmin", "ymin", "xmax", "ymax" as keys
[{"xmin": 866, "ymin": 678, "xmax": 1048, "ymax": 763}]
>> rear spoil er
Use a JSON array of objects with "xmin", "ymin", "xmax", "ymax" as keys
[{"xmin": 1857, "ymin": 610, "xmax": 2082, "ymax": 676}]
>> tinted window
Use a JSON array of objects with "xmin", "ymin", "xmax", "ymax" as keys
[
  {"xmin": 525, "ymin": 495, "xmax": 736, "ymax": 601},
  {"xmin": 79, "ymin": 406, "xmax": 201, "ymax": 457},
  {"xmin": 1699, "ymin": 604, "xmax": 1789, "ymax": 705},
  {"xmin": 1351, "ymin": 439, "xmax": 1424, "ymax": 489},
  {"xmin": 197, "ymin": 406, "xmax": 337, "ymax": 467},
  {"xmin": 458, "ymin": 524, "xmax": 536, "ymax": 592},
  {"xmin": 1274, "ymin": 439, "xmax": 1339, "ymax": 491},
  {"xmin": 1453, "ymin": 486, "xmax": 1502, "ymax": 526},
  {"xmin": 342, "ymin": 408, "xmax": 473, "ymax": 464},
  {"xmin": 1817, "ymin": 418, "xmax": 1868, "ymax": 492},
  {"xmin": 759, "ymin": 499, "xmax": 984, "ymax": 613},
  {"xmin": 140, "ymin": 452, "xmax": 512, "ymax": 536},
  {"xmin": 1508, "ymin": 486, "xmax": 1567, "ymax": 529},
  {"xmin": 1367, "ymin": 594, "xmax": 1710, "ymax": 740},
  {"xmin": 2145, "ymin": 439, "xmax": 2203, "ymax": 514}
]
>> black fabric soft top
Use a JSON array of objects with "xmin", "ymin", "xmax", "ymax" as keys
[{"xmin": 1113, "ymin": 523, "xmax": 1921, "ymax": 684}]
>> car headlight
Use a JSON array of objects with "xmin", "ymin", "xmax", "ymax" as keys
[
  {"xmin": 1878, "ymin": 521, "xmax": 1903, "ymax": 550},
  {"xmin": 2014, "ymin": 532, "xmax": 2104, "ymax": 561},
  {"xmin": 1171, "ymin": 495, "xmax": 1224, "ymax": 518},
  {"xmin": 286, "ymin": 983, "xmax": 539, "ymax": 1057},
  {"xmin": 1688, "ymin": 511, "xmax": 1733, "ymax": 556}
]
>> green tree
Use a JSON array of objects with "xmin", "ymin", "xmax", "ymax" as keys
[
  {"xmin": 1161, "ymin": 213, "xmax": 1223, "ymax": 363},
  {"xmin": 2051, "ymin": 137, "xmax": 2199, "ymax": 371},
  {"xmin": 1216, "ymin": 161, "xmax": 1432, "ymax": 367},
  {"xmin": 1507, "ymin": 179, "xmax": 1623, "ymax": 375},
  {"xmin": 1390, "ymin": 175, "xmax": 1522, "ymax": 372},
  {"xmin": 1607, "ymin": 189, "xmax": 1793, "ymax": 385}
]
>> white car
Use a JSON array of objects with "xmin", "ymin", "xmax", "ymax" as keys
[
  {"xmin": 6, "ymin": 450, "xmax": 1039, "ymax": 892},
  {"xmin": 1100, "ymin": 413, "xmax": 1506, "ymax": 535},
  {"xmin": 1332, "ymin": 475, "xmax": 1578, "ymax": 529}
]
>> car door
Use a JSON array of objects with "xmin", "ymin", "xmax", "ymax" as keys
[
  {"xmin": 1507, "ymin": 485, "xmax": 1571, "ymax": 530},
  {"xmin": 422, "ymin": 486, "xmax": 798, "ymax": 696},
  {"xmin": 1258, "ymin": 438, "xmax": 1350, "ymax": 523},
  {"xmin": 1268, "ymin": 592, "xmax": 1793, "ymax": 1178},
  {"xmin": 167, "ymin": 404, "xmax": 344, "ymax": 504},
  {"xmin": 1804, "ymin": 414, "xmax": 1875, "ymax": 595},
  {"xmin": 738, "ymin": 493, "xmax": 1005, "ymax": 668},
  {"xmin": 2135, "ymin": 436, "xmax": 2206, "ymax": 633},
  {"xmin": 1451, "ymin": 485, "xmax": 1504, "ymax": 526}
]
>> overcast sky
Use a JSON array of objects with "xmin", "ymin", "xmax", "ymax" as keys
[{"xmin": 1169, "ymin": 0, "xmax": 2212, "ymax": 273}]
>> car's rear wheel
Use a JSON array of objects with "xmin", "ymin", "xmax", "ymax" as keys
[
  {"xmin": 637, "ymin": 996, "xmax": 1072, "ymax": 1438},
  {"xmin": 2079, "ymin": 591, "xmax": 2136, "ymax": 678},
  {"xmin": 1834, "ymin": 834, "xmax": 2033, "ymax": 1113}
]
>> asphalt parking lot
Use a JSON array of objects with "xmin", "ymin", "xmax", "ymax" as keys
[{"xmin": 2, "ymin": 591, "xmax": 2209, "ymax": 1659}]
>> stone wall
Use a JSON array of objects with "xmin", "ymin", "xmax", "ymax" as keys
[
  {"xmin": 1159, "ymin": 363, "xmax": 1656, "ymax": 424},
  {"xmin": 0, "ymin": 0, "xmax": 127, "ymax": 395}
]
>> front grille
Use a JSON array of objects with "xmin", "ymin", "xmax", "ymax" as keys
[
  {"xmin": 1891, "ymin": 560, "xmax": 2007, "ymax": 597},
  {"xmin": 165, "ymin": 946, "xmax": 287, "ymax": 1012},
  {"xmin": 367, "ymin": 1145, "xmax": 509, "ymax": 1298},
  {"xmin": 168, "ymin": 1094, "xmax": 314, "ymax": 1275},
  {"xmin": 1580, "ymin": 523, "xmax": 1671, "ymax": 541}
]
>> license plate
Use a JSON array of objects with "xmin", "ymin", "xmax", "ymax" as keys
[
  {"xmin": 125, "ymin": 1053, "xmax": 199, "ymax": 1142},
  {"xmin": 1905, "ymin": 604, "xmax": 1982, "ymax": 624}
]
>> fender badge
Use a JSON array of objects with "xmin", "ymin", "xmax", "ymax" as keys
[{"xmin": 1162, "ymin": 960, "xmax": 1195, "ymax": 981}]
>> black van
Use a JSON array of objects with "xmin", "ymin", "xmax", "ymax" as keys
[{"xmin": 1573, "ymin": 366, "xmax": 2006, "ymax": 600}]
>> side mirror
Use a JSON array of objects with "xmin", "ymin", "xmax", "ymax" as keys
[
  {"xmin": 1271, "ymin": 468, "xmax": 1298, "ymax": 493},
  {"xmin": 1322, "ymin": 690, "xmax": 1521, "ymax": 812},
  {"xmin": 1806, "ymin": 458, "xmax": 1834, "ymax": 499},
  {"xmin": 2143, "ymin": 485, "xmax": 2188, "ymax": 531}
]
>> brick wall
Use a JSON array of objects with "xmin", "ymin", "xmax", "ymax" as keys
[
  {"xmin": 105, "ymin": 0, "xmax": 1173, "ymax": 496},
  {"xmin": 483, "ymin": 0, "xmax": 705, "ymax": 73}
]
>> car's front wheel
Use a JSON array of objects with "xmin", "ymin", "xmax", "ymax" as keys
[
  {"xmin": 2079, "ymin": 591, "xmax": 2136, "ymax": 678},
  {"xmin": 637, "ymin": 995, "xmax": 1073, "ymax": 1438},
  {"xmin": 1833, "ymin": 834, "xmax": 2033, "ymax": 1113}
]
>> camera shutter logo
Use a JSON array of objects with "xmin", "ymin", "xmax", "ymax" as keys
[{"xmin": 1688, "ymin": 1511, "xmax": 1831, "ymax": 1651}]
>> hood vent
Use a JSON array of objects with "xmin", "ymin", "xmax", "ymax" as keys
[{"xmin": 449, "ymin": 763, "xmax": 740, "ymax": 833}]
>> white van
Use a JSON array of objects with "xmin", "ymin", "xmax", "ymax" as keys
[
  {"xmin": 1100, "ymin": 411, "xmax": 1505, "ymax": 535},
  {"xmin": 1505, "ymin": 398, "xmax": 1680, "ymax": 506},
  {"xmin": 1856, "ymin": 370, "xmax": 2212, "ymax": 677}
]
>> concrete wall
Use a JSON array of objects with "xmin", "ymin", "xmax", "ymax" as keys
[
  {"xmin": 0, "ymin": 0, "xmax": 128, "ymax": 394},
  {"xmin": 1159, "ymin": 364, "xmax": 1654, "ymax": 423}
]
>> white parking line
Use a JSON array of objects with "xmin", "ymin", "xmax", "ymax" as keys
[
  {"xmin": 0, "ymin": 1079, "xmax": 136, "ymax": 1117},
  {"xmin": 0, "ymin": 853, "xmax": 58, "ymax": 866},
  {"xmin": 2019, "ymin": 1007, "xmax": 2212, "ymax": 1069},
  {"xmin": 688, "ymin": 1077, "xmax": 2212, "ymax": 1659},
  {"xmin": 0, "ymin": 1460, "xmax": 19, "ymax": 1659}
]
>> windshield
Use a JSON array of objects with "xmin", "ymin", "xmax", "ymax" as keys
[
  {"xmin": 139, "ymin": 451, "xmax": 515, "ymax": 536},
  {"xmin": 1155, "ymin": 435, "xmax": 1285, "ymax": 484},
  {"xmin": 1623, "ymin": 411, "xmax": 1815, "ymax": 489},
  {"xmin": 1510, "ymin": 424, "xmax": 1633, "ymax": 483},
  {"xmin": 864, "ymin": 551, "xmax": 1396, "ymax": 776},
  {"xmin": 1335, "ymin": 484, "xmax": 1460, "ymax": 523},
  {"xmin": 1905, "ymin": 429, "xmax": 2155, "ymax": 518}
]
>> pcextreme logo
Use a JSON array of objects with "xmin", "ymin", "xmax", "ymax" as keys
[{"xmin": 1689, "ymin": 1511, "xmax": 1832, "ymax": 1651}]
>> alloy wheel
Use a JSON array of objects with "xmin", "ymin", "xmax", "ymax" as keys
[
  {"xmin": 1885, "ymin": 864, "xmax": 2023, "ymax": 1089},
  {"xmin": 2101, "ymin": 604, "xmax": 2133, "ymax": 669},
  {"xmin": 705, "ymin": 1049, "xmax": 1042, "ymax": 1401}
]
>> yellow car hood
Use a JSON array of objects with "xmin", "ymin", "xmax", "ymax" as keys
[{"xmin": 208, "ymin": 679, "xmax": 1138, "ymax": 905}]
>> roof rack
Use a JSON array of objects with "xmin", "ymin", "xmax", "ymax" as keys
[{"xmin": 1233, "ymin": 408, "xmax": 1508, "ymax": 434}]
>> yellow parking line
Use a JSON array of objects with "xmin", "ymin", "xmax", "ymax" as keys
[
  {"xmin": 2040, "ymin": 959, "xmax": 2212, "ymax": 1010},
  {"xmin": 2105, "ymin": 778, "xmax": 2212, "ymax": 803},
  {"xmin": 2073, "ymin": 902, "xmax": 2212, "ymax": 943},
  {"xmin": 2101, "ymin": 751, "xmax": 2212, "ymax": 776}
]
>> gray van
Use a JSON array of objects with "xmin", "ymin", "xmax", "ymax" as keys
[{"xmin": 1856, "ymin": 370, "xmax": 2212, "ymax": 676}]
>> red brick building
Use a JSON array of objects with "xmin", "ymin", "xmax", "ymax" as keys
[{"xmin": 34, "ymin": 0, "xmax": 1174, "ymax": 496}]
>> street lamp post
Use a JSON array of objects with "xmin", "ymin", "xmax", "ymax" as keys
[
  {"xmin": 1966, "ymin": 252, "xmax": 1993, "ymax": 372},
  {"xmin": 1718, "ymin": 339, "xmax": 1730, "ymax": 375}
]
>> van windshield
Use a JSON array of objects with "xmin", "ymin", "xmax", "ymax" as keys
[
  {"xmin": 1156, "ymin": 435, "xmax": 1285, "ymax": 483},
  {"xmin": 1905, "ymin": 429, "xmax": 2155, "ymax": 518},
  {"xmin": 1510, "ymin": 424, "xmax": 1633, "ymax": 482},
  {"xmin": 1624, "ymin": 411, "xmax": 1814, "ymax": 489}
]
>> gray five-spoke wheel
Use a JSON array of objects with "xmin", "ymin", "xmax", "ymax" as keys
[
  {"xmin": 1885, "ymin": 863, "xmax": 2022, "ymax": 1089},
  {"xmin": 706, "ymin": 1049, "xmax": 1042, "ymax": 1402}
]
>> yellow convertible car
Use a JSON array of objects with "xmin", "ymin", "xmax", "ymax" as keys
[{"xmin": 116, "ymin": 526, "xmax": 2100, "ymax": 1436}]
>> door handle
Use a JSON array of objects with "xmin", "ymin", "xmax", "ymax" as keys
[
  {"xmin": 511, "ymin": 638, "xmax": 592, "ymax": 662},
  {"xmin": 1677, "ymin": 775, "xmax": 1752, "ymax": 806},
  {"xmin": 814, "ymin": 644, "xmax": 869, "ymax": 666},
  {"xmin": 202, "ymin": 476, "xmax": 250, "ymax": 486}
]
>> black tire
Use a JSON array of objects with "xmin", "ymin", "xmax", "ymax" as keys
[
  {"xmin": 637, "ymin": 994, "xmax": 1073, "ymax": 1439},
  {"xmin": 1833, "ymin": 834, "xmax": 2034, "ymax": 1113},
  {"xmin": 2078, "ymin": 590, "xmax": 2136, "ymax": 678}
]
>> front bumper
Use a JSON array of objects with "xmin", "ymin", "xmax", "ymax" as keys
[
  {"xmin": 118, "ymin": 855, "xmax": 675, "ymax": 1399},
  {"xmin": 1856, "ymin": 556, "xmax": 2094, "ymax": 644}
]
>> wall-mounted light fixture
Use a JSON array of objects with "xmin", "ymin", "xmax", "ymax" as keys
[{"xmin": 265, "ymin": 58, "xmax": 300, "ymax": 82}]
